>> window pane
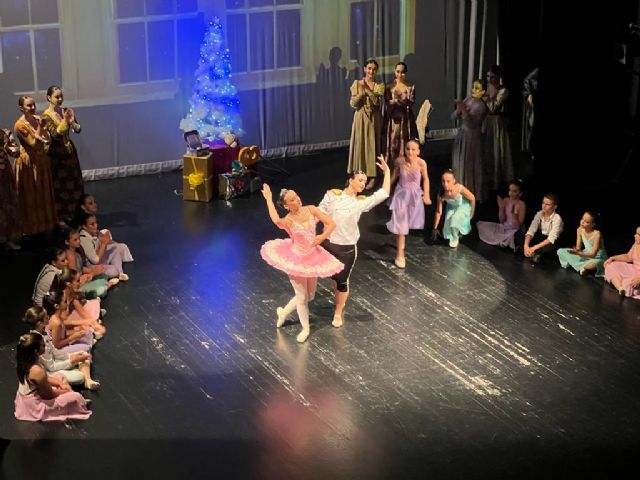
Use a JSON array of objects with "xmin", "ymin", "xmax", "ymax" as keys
[
  {"xmin": 0, "ymin": 0, "xmax": 29, "ymax": 27},
  {"xmin": 249, "ymin": 0, "xmax": 274, "ymax": 6},
  {"xmin": 34, "ymin": 29, "xmax": 62, "ymax": 90},
  {"xmin": 146, "ymin": 0, "xmax": 174, "ymax": 16},
  {"xmin": 177, "ymin": 0, "xmax": 198, "ymax": 13},
  {"xmin": 0, "ymin": 31, "xmax": 34, "ymax": 91},
  {"xmin": 226, "ymin": 14, "xmax": 247, "ymax": 73},
  {"xmin": 276, "ymin": 0, "xmax": 301, "ymax": 4},
  {"xmin": 350, "ymin": 2, "xmax": 373, "ymax": 64},
  {"xmin": 276, "ymin": 10, "xmax": 299, "ymax": 68},
  {"xmin": 376, "ymin": 0, "xmax": 399, "ymax": 57},
  {"xmin": 225, "ymin": 0, "xmax": 245, "ymax": 9},
  {"xmin": 30, "ymin": 0, "xmax": 60, "ymax": 25},
  {"xmin": 249, "ymin": 12, "xmax": 273, "ymax": 70},
  {"xmin": 115, "ymin": 0, "xmax": 144, "ymax": 19},
  {"xmin": 148, "ymin": 20, "xmax": 175, "ymax": 80},
  {"xmin": 118, "ymin": 23, "xmax": 148, "ymax": 83},
  {"xmin": 177, "ymin": 16, "xmax": 204, "ymax": 73}
]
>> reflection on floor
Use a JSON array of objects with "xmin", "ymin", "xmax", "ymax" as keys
[{"xmin": 1, "ymin": 147, "xmax": 639, "ymax": 478}]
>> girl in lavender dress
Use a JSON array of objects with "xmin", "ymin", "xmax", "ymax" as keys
[
  {"xmin": 14, "ymin": 332, "xmax": 91, "ymax": 422},
  {"xmin": 477, "ymin": 180, "xmax": 526, "ymax": 250},
  {"xmin": 557, "ymin": 212, "xmax": 608, "ymax": 276},
  {"xmin": 604, "ymin": 226, "xmax": 640, "ymax": 299},
  {"xmin": 386, "ymin": 140, "xmax": 431, "ymax": 268},
  {"xmin": 432, "ymin": 170, "xmax": 476, "ymax": 248},
  {"xmin": 261, "ymin": 184, "xmax": 344, "ymax": 343}
]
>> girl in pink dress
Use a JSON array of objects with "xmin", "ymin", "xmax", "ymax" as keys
[
  {"xmin": 14, "ymin": 332, "xmax": 91, "ymax": 422},
  {"xmin": 477, "ymin": 180, "xmax": 526, "ymax": 249},
  {"xmin": 261, "ymin": 184, "xmax": 343, "ymax": 343},
  {"xmin": 604, "ymin": 226, "xmax": 640, "ymax": 299}
]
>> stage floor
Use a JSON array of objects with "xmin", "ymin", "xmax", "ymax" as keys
[{"xmin": 1, "ymin": 147, "xmax": 639, "ymax": 479}]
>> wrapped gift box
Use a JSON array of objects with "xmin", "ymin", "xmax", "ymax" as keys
[
  {"xmin": 183, "ymin": 153, "xmax": 214, "ymax": 202},
  {"xmin": 205, "ymin": 140, "xmax": 240, "ymax": 190},
  {"xmin": 219, "ymin": 172, "xmax": 263, "ymax": 201}
]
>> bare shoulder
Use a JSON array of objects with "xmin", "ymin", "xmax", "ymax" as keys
[{"xmin": 29, "ymin": 365, "xmax": 46, "ymax": 381}]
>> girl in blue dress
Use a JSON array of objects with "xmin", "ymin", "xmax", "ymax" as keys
[
  {"xmin": 432, "ymin": 169, "xmax": 475, "ymax": 248},
  {"xmin": 557, "ymin": 212, "xmax": 607, "ymax": 276}
]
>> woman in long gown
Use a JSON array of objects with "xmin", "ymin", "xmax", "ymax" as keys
[
  {"xmin": 14, "ymin": 96, "xmax": 58, "ymax": 235},
  {"xmin": 383, "ymin": 62, "xmax": 418, "ymax": 168},
  {"xmin": 42, "ymin": 86, "xmax": 84, "ymax": 221},
  {"xmin": 347, "ymin": 58, "xmax": 384, "ymax": 189},
  {"xmin": 0, "ymin": 128, "xmax": 21, "ymax": 249},
  {"xmin": 451, "ymin": 80, "xmax": 488, "ymax": 202},
  {"xmin": 482, "ymin": 65, "xmax": 514, "ymax": 200}
]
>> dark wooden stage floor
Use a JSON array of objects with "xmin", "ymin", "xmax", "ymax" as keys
[{"xmin": 1, "ymin": 145, "xmax": 639, "ymax": 479}]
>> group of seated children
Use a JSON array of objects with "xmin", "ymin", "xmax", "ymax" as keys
[{"xmin": 14, "ymin": 194, "xmax": 133, "ymax": 422}]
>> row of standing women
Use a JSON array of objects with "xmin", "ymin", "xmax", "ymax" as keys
[
  {"xmin": 0, "ymin": 87, "xmax": 84, "ymax": 250},
  {"xmin": 346, "ymin": 59, "xmax": 513, "ymax": 206}
]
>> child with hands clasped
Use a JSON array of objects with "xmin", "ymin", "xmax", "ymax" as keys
[
  {"xmin": 432, "ymin": 169, "xmax": 475, "ymax": 248},
  {"xmin": 557, "ymin": 212, "xmax": 607, "ymax": 276},
  {"xmin": 386, "ymin": 139, "xmax": 431, "ymax": 268}
]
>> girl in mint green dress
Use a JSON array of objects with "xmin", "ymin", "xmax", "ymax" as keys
[{"xmin": 557, "ymin": 212, "xmax": 607, "ymax": 276}]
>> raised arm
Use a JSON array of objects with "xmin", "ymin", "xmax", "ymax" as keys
[
  {"xmin": 378, "ymin": 155, "xmax": 391, "ymax": 196},
  {"xmin": 261, "ymin": 184, "xmax": 287, "ymax": 230}
]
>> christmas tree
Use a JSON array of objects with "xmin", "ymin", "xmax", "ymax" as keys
[{"xmin": 180, "ymin": 17, "xmax": 244, "ymax": 141}]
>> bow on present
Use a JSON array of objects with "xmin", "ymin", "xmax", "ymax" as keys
[{"xmin": 183, "ymin": 157, "xmax": 213, "ymax": 200}]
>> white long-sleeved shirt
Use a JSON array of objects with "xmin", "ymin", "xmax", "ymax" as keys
[
  {"xmin": 79, "ymin": 229, "xmax": 101, "ymax": 264},
  {"xmin": 31, "ymin": 329, "xmax": 73, "ymax": 372},
  {"xmin": 318, "ymin": 188, "xmax": 389, "ymax": 245},
  {"xmin": 526, "ymin": 210, "xmax": 564, "ymax": 244},
  {"xmin": 32, "ymin": 264, "xmax": 61, "ymax": 306}
]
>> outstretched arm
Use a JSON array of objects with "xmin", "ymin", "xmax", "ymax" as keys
[{"xmin": 378, "ymin": 155, "xmax": 391, "ymax": 195}]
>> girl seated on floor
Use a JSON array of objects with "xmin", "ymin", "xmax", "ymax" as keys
[
  {"xmin": 14, "ymin": 332, "xmax": 92, "ymax": 422},
  {"xmin": 22, "ymin": 305, "xmax": 90, "ymax": 386},
  {"xmin": 75, "ymin": 194, "xmax": 134, "ymax": 262},
  {"xmin": 77, "ymin": 212, "xmax": 131, "ymax": 281},
  {"xmin": 557, "ymin": 211, "xmax": 607, "ymax": 276},
  {"xmin": 604, "ymin": 226, "xmax": 640, "ymax": 299},
  {"xmin": 61, "ymin": 225, "xmax": 115, "ymax": 296},
  {"xmin": 432, "ymin": 169, "xmax": 475, "ymax": 248},
  {"xmin": 43, "ymin": 284, "xmax": 101, "ymax": 390},
  {"xmin": 477, "ymin": 179, "xmax": 526, "ymax": 250}
]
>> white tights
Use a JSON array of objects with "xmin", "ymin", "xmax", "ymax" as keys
[{"xmin": 281, "ymin": 276, "xmax": 317, "ymax": 331}]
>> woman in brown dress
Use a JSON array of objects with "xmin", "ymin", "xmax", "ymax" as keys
[
  {"xmin": 14, "ymin": 96, "xmax": 57, "ymax": 235},
  {"xmin": 383, "ymin": 62, "xmax": 418, "ymax": 168},
  {"xmin": 43, "ymin": 86, "xmax": 84, "ymax": 221}
]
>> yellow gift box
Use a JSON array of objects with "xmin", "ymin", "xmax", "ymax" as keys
[{"xmin": 182, "ymin": 153, "xmax": 214, "ymax": 202}]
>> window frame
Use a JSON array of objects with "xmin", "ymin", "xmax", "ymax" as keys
[{"xmin": 0, "ymin": 0, "xmax": 62, "ymax": 96}]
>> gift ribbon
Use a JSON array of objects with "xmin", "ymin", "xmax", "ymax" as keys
[{"xmin": 183, "ymin": 156, "xmax": 213, "ymax": 201}]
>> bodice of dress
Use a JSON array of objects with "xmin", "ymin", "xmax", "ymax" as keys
[
  {"xmin": 288, "ymin": 212, "xmax": 318, "ymax": 255},
  {"xmin": 385, "ymin": 82, "xmax": 415, "ymax": 115},
  {"xmin": 484, "ymin": 87, "xmax": 509, "ymax": 115},
  {"xmin": 504, "ymin": 200, "xmax": 521, "ymax": 227},
  {"xmin": 398, "ymin": 164, "xmax": 421, "ymax": 191},
  {"xmin": 444, "ymin": 191, "xmax": 464, "ymax": 208},
  {"xmin": 350, "ymin": 80, "xmax": 383, "ymax": 118},
  {"xmin": 458, "ymin": 97, "xmax": 488, "ymax": 130},
  {"xmin": 43, "ymin": 110, "xmax": 74, "ymax": 152},
  {"xmin": 14, "ymin": 117, "xmax": 49, "ymax": 157}
]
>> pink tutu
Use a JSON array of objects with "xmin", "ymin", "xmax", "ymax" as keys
[
  {"xmin": 261, "ymin": 239, "xmax": 344, "ymax": 278},
  {"xmin": 14, "ymin": 374, "xmax": 91, "ymax": 422}
]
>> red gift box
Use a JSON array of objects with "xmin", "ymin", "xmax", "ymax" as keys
[{"xmin": 204, "ymin": 140, "xmax": 240, "ymax": 191}]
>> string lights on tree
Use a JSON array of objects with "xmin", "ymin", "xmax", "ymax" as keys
[{"xmin": 180, "ymin": 17, "xmax": 244, "ymax": 141}]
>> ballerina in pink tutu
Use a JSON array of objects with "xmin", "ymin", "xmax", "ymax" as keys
[{"xmin": 261, "ymin": 184, "xmax": 344, "ymax": 343}]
